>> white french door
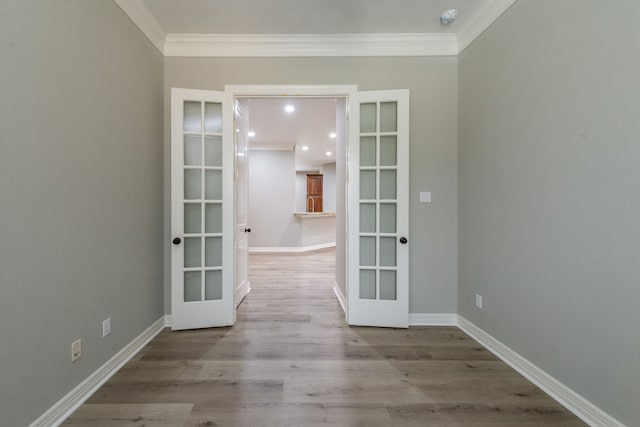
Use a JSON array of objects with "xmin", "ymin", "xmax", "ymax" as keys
[
  {"xmin": 234, "ymin": 99, "xmax": 251, "ymax": 307},
  {"xmin": 347, "ymin": 90, "xmax": 410, "ymax": 328},
  {"xmin": 170, "ymin": 88, "xmax": 234, "ymax": 330}
]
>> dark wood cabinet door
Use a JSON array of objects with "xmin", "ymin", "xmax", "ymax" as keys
[{"xmin": 306, "ymin": 174, "xmax": 323, "ymax": 212}]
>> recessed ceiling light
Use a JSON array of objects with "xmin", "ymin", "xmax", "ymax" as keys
[
  {"xmin": 248, "ymin": 131, "xmax": 255, "ymax": 137},
  {"xmin": 285, "ymin": 105, "xmax": 295, "ymax": 113},
  {"xmin": 301, "ymin": 146, "xmax": 309, "ymax": 151},
  {"xmin": 326, "ymin": 151, "xmax": 332, "ymax": 156},
  {"xmin": 329, "ymin": 132, "xmax": 337, "ymax": 139},
  {"xmin": 440, "ymin": 9, "xmax": 458, "ymax": 25}
]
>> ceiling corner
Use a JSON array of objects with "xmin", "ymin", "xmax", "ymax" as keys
[
  {"xmin": 456, "ymin": 0, "xmax": 517, "ymax": 54},
  {"xmin": 113, "ymin": 0, "xmax": 166, "ymax": 54}
]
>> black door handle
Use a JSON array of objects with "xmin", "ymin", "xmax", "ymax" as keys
[
  {"xmin": 244, "ymin": 228, "xmax": 251, "ymax": 233},
  {"xmin": 399, "ymin": 237, "xmax": 408, "ymax": 244},
  {"xmin": 172, "ymin": 237, "xmax": 181, "ymax": 245}
]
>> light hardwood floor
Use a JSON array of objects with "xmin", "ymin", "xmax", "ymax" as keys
[{"xmin": 64, "ymin": 249, "xmax": 585, "ymax": 426}]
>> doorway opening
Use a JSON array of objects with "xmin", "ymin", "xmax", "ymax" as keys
[{"xmin": 235, "ymin": 96, "xmax": 348, "ymax": 316}]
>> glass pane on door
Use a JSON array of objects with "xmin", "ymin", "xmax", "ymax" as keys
[
  {"xmin": 184, "ymin": 271, "xmax": 201, "ymax": 302},
  {"xmin": 180, "ymin": 99, "xmax": 224, "ymax": 314},
  {"xmin": 379, "ymin": 271, "xmax": 397, "ymax": 300},
  {"xmin": 205, "ymin": 270, "xmax": 223, "ymax": 300},
  {"xmin": 184, "ymin": 204, "xmax": 201, "ymax": 234},
  {"xmin": 357, "ymin": 99, "xmax": 400, "ymax": 303}
]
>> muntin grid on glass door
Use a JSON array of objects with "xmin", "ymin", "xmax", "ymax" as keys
[
  {"xmin": 358, "ymin": 101, "xmax": 398, "ymax": 301},
  {"xmin": 182, "ymin": 101, "xmax": 224, "ymax": 303}
]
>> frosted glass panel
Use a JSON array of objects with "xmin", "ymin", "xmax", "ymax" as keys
[
  {"xmin": 380, "ymin": 170, "xmax": 397, "ymax": 199},
  {"xmin": 360, "ymin": 136, "xmax": 376, "ymax": 167},
  {"xmin": 380, "ymin": 271, "xmax": 396, "ymax": 300},
  {"xmin": 205, "ymin": 237, "xmax": 222, "ymax": 267},
  {"xmin": 184, "ymin": 135, "xmax": 201, "ymax": 166},
  {"xmin": 184, "ymin": 237, "xmax": 201, "ymax": 268},
  {"xmin": 205, "ymin": 203, "xmax": 222, "ymax": 233},
  {"xmin": 184, "ymin": 203, "xmax": 201, "ymax": 234},
  {"xmin": 360, "ymin": 203, "xmax": 376, "ymax": 233},
  {"xmin": 380, "ymin": 203, "xmax": 396, "ymax": 233},
  {"xmin": 184, "ymin": 271, "xmax": 202, "ymax": 302},
  {"xmin": 205, "ymin": 170, "xmax": 222, "ymax": 200},
  {"xmin": 184, "ymin": 101, "xmax": 202, "ymax": 132},
  {"xmin": 205, "ymin": 136, "xmax": 222, "ymax": 167},
  {"xmin": 204, "ymin": 102, "xmax": 222, "ymax": 133},
  {"xmin": 380, "ymin": 102, "xmax": 397, "ymax": 132},
  {"xmin": 380, "ymin": 237, "xmax": 396, "ymax": 267},
  {"xmin": 184, "ymin": 169, "xmax": 201, "ymax": 200},
  {"xmin": 360, "ymin": 103, "xmax": 376, "ymax": 133},
  {"xmin": 359, "ymin": 270, "xmax": 376, "ymax": 300},
  {"xmin": 360, "ymin": 237, "xmax": 376, "ymax": 266},
  {"xmin": 380, "ymin": 136, "xmax": 397, "ymax": 166},
  {"xmin": 360, "ymin": 170, "xmax": 376, "ymax": 200},
  {"xmin": 205, "ymin": 270, "xmax": 223, "ymax": 300}
]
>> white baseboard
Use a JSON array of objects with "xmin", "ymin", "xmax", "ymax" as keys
[
  {"xmin": 333, "ymin": 282, "xmax": 346, "ymax": 314},
  {"xmin": 249, "ymin": 242, "xmax": 336, "ymax": 253},
  {"xmin": 30, "ymin": 315, "xmax": 168, "ymax": 427},
  {"xmin": 457, "ymin": 316, "xmax": 624, "ymax": 427},
  {"xmin": 409, "ymin": 313, "xmax": 457, "ymax": 326}
]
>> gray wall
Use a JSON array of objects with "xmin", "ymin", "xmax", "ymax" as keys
[
  {"xmin": 164, "ymin": 57, "xmax": 458, "ymax": 315},
  {"xmin": 295, "ymin": 172, "xmax": 309, "ymax": 212},
  {"xmin": 248, "ymin": 150, "xmax": 299, "ymax": 247},
  {"xmin": 335, "ymin": 98, "xmax": 347, "ymax": 299},
  {"xmin": 0, "ymin": 1, "xmax": 164, "ymax": 425},
  {"xmin": 458, "ymin": 1, "xmax": 640, "ymax": 425},
  {"xmin": 321, "ymin": 162, "xmax": 337, "ymax": 212}
]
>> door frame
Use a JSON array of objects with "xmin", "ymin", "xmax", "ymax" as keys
[{"xmin": 226, "ymin": 84, "xmax": 357, "ymax": 322}]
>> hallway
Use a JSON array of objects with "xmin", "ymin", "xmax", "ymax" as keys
[{"xmin": 63, "ymin": 249, "xmax": 584, "ymax": 426}]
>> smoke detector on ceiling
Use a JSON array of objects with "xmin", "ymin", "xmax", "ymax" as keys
[{"xmin": 440, "ymin": 9, "xmax": 458, "ymax": 25}]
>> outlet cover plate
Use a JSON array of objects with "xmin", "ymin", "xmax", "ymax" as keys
[{"xmin": 71, "ymin": 339, "xmax": 82, "ymax": 362}]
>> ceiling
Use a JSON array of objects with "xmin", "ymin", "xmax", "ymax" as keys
[
  {"xmin": 244, "ymin": 98, "xmax": 339, "ymax": 171},
  {"xmin": 142, "ymin": 0, "xmax": 478, "ymax": 34},
  {"xmin": 114, "ymin": 0, "xmax": 517, "ymax": 55}
]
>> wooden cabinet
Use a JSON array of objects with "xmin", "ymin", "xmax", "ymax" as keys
[{"xmin": 306, "ymin": 174, "xmax": 323, "ymax": 212}]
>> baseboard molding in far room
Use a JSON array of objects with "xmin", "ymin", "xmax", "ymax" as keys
[
  {"xmin": 457, "ymin": 316, "xmax": 625, "ymax": 427},
  {"xmin": 30, "ymin": 316, "xmax": 168, "ymax": 427},
  {"xmin": 249, "ymin": 242, "xmax": 336, "ymax": 253},
  {"xmin": 408, "ymin": 313, "xmax": 458, "ymax": 326},
  {"xmin": 332, "ymin": 282, "xmax": 347, "ymax": 314}
]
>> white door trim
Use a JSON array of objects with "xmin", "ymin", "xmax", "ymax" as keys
[
  {"xmin": 225, "ymin": 85, "xmax": 356, "ymax": 324},
  {"xmin": 225, "ymin": 85, "xmax": 357, "ymax": 98}
]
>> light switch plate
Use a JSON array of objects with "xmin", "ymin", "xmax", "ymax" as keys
[{"xmin": 420, "ymin": 192, "xmax": 431, "ymax": 203}]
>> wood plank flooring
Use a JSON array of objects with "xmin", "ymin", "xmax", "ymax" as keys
[{"xmin": 64, "ymin": 249, "xmax": 585, "ymax": 426}]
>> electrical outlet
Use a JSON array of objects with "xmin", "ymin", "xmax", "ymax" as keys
[
  {"xmin": 71, "ymin": 339, "xmax": 82, "ymax": 362},
  {"xmin": 102, "ymin": 317, "xmax": 111, "ymax": 337},
  {"xmin": 475, "ymin": 294, "xmax": 483, "ymax": 309}
]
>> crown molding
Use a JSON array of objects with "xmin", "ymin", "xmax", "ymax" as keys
[
  {"xmin": 113, "ymin": 0, "xmax": 166, "ymax": 54},
  {"xmin": 457, "ymin": 0, "xmax": 517, "ymax": 53},
  {"xmin": 164, "ymin": 33, "xmax": 458, "ymax": 57},
  {"xmin": 114, "ymin": 0, "xmax": 516, "ymax": 57}
]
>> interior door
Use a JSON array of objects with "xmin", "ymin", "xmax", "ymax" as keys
[
  {"xmin": 347, "ymin": 90, "xmax": 410, "ymax": 328},
  {"xmin": 234, "ymin": 99, "xmax": 251, "ymax": 307},
  {"xmin": 170, "ymin": 88, "xmax": 234, "ymax": 330}
]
